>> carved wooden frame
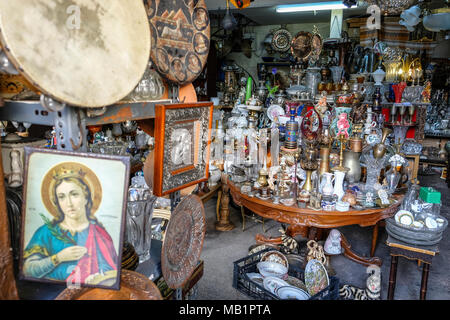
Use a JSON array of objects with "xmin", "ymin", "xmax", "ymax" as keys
[
  {"xmin": 18, "ymin": 147, "xmax": 130, "ymax": 290},
  {"xmin": 153, "ymin": 102, "xmax": 213, "ymax": 196}
]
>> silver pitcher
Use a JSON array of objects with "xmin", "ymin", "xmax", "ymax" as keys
[{"xmin": 343, "ymin": 150, "xmax": 361, "ymax": 183}]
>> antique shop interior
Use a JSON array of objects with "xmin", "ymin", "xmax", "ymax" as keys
[{"xmin": 0, "ymin": 0, "xmax": 449, "ymax": 301}]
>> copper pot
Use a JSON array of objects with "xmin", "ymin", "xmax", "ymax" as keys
[{"xmin": 349, "ymin": 136, "xmax": 363, "ymax": 153}]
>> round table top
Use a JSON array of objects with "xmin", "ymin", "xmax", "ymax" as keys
[{"xmin": 227, "ymin": 179, "xmax": 403, "ymax": 228}]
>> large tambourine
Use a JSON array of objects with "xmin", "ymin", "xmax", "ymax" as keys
[
  {"xmin": 145, "ymin": 0, "xmax": 210, "ymax": 85},
  {"xmin": 0, "ymin": 0, "xmax": 151, "ymax": 108}
]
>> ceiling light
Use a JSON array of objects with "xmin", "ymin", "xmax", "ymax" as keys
[{"xmin": 276, "ymin": 1, "xmax": 357, "ymax": 13}]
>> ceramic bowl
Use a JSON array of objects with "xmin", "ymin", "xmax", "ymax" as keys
[
  {"xmin": 261, "ymin": 251, "xmax": 289, "ymax": 269},
  {"xmin": 257, "ymin": 261, "xmax": 288, "ymax": 279},
  {"xmin": 336, "ymin": 201, "xmax": 350, "ymax": 212},
  {"xmin": 263, "ymin": 276, "xmax": 290, "ymax": 295}
]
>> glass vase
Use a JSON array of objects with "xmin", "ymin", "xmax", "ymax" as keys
[
  {"xmin": 126, "ymin": 196, "xmax": 156, "ymax": 263},
  {"xmin": 385, "ymin": 165, "xmax": 401, "ymax": 195}
]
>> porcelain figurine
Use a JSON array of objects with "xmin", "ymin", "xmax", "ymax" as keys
[
  {"xmin": 8, "ymin": 149, "xmax": 23, "ymax": 187},
  {"xmin": 324, "ymin": 229, "xmax": 342, "ymax": 255},
  {"xmin": 336, "ymin": 112, "xmax": 350, "ymax": 139}
]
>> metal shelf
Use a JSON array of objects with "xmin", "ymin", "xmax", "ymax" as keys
[{"xmin": 0, "ymin": 99, "xmax": 173, "ymax": 152}]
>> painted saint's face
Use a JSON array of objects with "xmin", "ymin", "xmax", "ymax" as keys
[{"xmin": 56, "ymin": 181, "xmax": 88, "ymax": 221}]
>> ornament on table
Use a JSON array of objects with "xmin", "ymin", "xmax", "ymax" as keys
[
  {"xmin": 336, "ymin": 112, "xmax": 350, "ymax": 139},
  {"xmin": 392, "ymin": 82, "xmax": 407, "ymax": 103},
  {"xmin": 324, "ymin": 229, "xmax": 342, "ymax": 255},
  {"xmin": 421, "ymin": 81, "xmax": 431, "ymax": 103},
  {"xmin": 314, "ymin": 92, "xmax": 328, "ymax": 118},
  {"xmin": 377, "ymin": 189, "xmax": 390, "ymax": 206},
  {"xmin": 364, "ymin": 191, "xmax": 376, "ymax": 208},
  {"xmin": 342, "ymin": 191, "xmax": 357, "ymax": 206}
]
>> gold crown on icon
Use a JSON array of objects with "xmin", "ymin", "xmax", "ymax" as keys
[{"xmin": 52, "ymin": 167, "xmax": 86, "ymax": 181}]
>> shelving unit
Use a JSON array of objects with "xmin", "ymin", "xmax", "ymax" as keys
[{"xmin": 0, "ymin": 99, "xmax": 173, "ymax": 152}]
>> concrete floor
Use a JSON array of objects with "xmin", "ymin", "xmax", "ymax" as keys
[{"xmin": 196, "ymin": 174, "xmax": 450, "ymax": 300}]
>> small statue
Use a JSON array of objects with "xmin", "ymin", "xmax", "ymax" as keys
[
  {"xmin": 314, "ymin": 92, "xmax": 328, "ymax": 117},
  {"xmin": 421, "ymin": 81, "xmax": 431, "ymax": 103},
  {"xmin": 324, "ymin": 229, "xmax": 342, "ymax": 255},
  {"xmin": 8, "ymin": 149, "xmax": 23, "ymax": 187}
]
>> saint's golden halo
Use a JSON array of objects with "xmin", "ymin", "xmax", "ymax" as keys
[{"xmin": 41, "ymin": 162, "xmax": 102, "ymax": 219}]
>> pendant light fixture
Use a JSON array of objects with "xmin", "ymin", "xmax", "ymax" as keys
[{"xmin": 222, "ymin": 0, "xmax": 237, "ymax": 30}]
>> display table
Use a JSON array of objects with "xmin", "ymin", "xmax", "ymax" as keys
[{"xmin": 225, "ymin": 178, "xmax": 403, "ymax": 266}]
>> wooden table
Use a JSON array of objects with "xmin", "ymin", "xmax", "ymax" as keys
[
  {"xmin": 386, "ymin": 236, "xmax": 439, "ymax": 300},
  {"xmin": 224, "ymin": 178, "xmax": 403, "ymax": 267}
]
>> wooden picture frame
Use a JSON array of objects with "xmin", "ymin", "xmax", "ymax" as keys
[
  {"xmin": 19, "ymin": 147, "xmax": 130, "ymax": 291},
  {"xmin": 153, "ymin": 102, "xmax": 213, "ymax": 196}
]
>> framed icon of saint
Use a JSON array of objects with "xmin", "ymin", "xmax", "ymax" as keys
[{"xmin": 19, "ymin": 147, "xmax": 130, "ymax": 290}]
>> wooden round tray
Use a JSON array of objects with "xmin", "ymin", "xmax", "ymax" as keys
[
  {"xmin": 161, "ymin": 194, "xmax": 206, "ymax": 289},
  {"xmin": 55, "ymin": 270, "xmax": 162, "ymax": 300}
]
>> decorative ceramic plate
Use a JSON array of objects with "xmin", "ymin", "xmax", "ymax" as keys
[
  {"xmin": 248, "ymin": 244, "xmax": 280, "ymax": 256},
  {"xmin": 257, "ymin": 261, "xmax": 288, "ymax": 278},
  {"xmin": 267, "ymin": 104, "xmax": 285, "ymax": 122},
  {"xmin": 285, "ymin": 276, "xmax": 308, "ymax": 292},
  {"xmin": 272, "ymin": 28, "xmax": 293, "ymax": 53},
  {"xmin": 261, "ymin": 250, "xmax": 289, "ymax": 269},
  {"xmin": 146, "ymin": 0, "xmax": 210, "ymax": 85},
  {"xmin": 263, "ymin": 276, "xmax": 289, "ymax": 295},
  {"xmin": 277, "ymin": 285, "xmax": 310, "ymax": 300},
  {"xmin": 304, "ymin": 259, "xmax": 329, "ymax": 296},
  {"xmin": 161, "ymin": 195, "xmax": 206, "ymax": 289}
]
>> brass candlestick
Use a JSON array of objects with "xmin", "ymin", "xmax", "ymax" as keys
[{"xmin": 331, "ymin": 134, "xmax": 350, "ymax": 173}]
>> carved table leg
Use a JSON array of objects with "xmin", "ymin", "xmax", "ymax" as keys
[
  {"xmin": 371, "ymin": 222, "xmax": 379, "ymax": 257},
  {"xmin": 340, "ymin": 233, "xmax": 382, "ymax": 267},
  {"xmin": 388, "ymin": 255, "xmax": 398, "ymax": 300},
  {"xmin": 420, "ymin": 263, "xmax": 430, "ymax": 300},
  {"xmin": 215, "ymin": 183, "xmax": 235, "ymax": 231}
]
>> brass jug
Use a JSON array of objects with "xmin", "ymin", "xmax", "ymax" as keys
[
  {"xmin": 372, "ymin": 128, "xmax": 392, "ymax": 159},
  {"xmin": 318, "ymin": 147, "xmax": 331, "ymax": 176}
]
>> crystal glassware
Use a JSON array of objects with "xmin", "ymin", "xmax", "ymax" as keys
[{"xmin": 126, "ymin": 195, "xmax": 156, "ymax": 263}]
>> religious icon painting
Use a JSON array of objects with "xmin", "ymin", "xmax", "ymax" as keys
[
  {"xmin": 19, "ymin": 147, "xmax": 130, "ymax": 290},
  {"xmin": 151, "ymin": 102, "xmax": 213, "ymax": 196}
]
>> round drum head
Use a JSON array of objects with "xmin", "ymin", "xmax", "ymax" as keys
[
  {"xmin": 146, "ymin": 0, "xmax": 210, "ymax": 85},
  {"xmin": 0, "ymin": 0, "xmax": 151, "ymax": 108},
  {"xmin": 161, "ymin": 195, "xmax": 206, "ymax": 289}
]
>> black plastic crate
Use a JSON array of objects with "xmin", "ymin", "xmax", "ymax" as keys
[{"xmin": 233, "ymin": 248, "xmax": 340, "ymax": 300}]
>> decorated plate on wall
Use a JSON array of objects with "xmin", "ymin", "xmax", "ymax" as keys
[
  {"xmin": 291, "ymin": 31, "xmax": 313, "ymax": 61},
  {"xmin": 272, "ymin": 28, "xmax": 293, "ymax": 53},
  {"xmin": 145, "ymin": 0, "xmax": 210, "ymax": 85}
]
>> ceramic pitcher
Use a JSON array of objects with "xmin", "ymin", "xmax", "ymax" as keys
[
  {"xmin": 333, "ymin": 171, "xmax": 346, "ymax": 201},
  {"xmin": 320, "ymin": 172, "xmax": 335, "ymax": 196}
]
